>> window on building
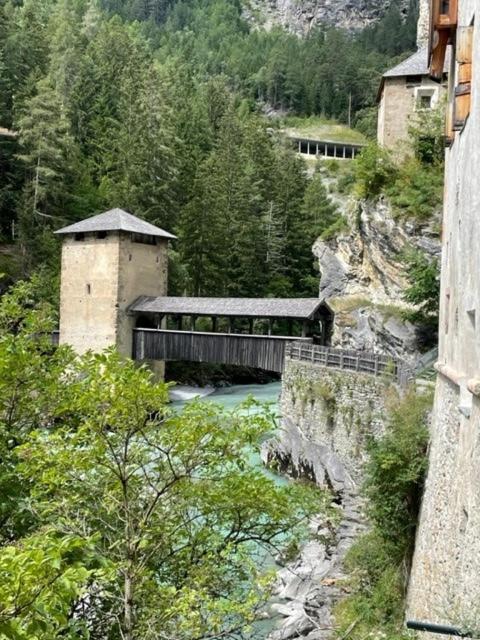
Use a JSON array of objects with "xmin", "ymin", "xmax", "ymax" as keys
[
  {"xmin": 131, "ymin": 233, "xmax": 157, "ymax": 245},
  {"xmin": 406, "ymin": 75, "xmax": 422, "ymax": 87},
  {"xmin": 96, "ymin": 231, "xmax": 108, "ymax": 239},
  {"xmin": 74, "ymin": 233, "xmax": 85, "ymax": 241},
  {"xmin": 420, "ymin": 94, "xmax": 433, "ymax": 109},
  {"xmin": 415, "ymin": 88, "xmax": 435, "ymax": 110}
]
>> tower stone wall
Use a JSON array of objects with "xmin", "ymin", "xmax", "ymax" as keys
[{"xmin": 59, "ymin": 230, "xmax": 168, "ymax": 361}]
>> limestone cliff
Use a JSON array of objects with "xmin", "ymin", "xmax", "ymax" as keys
[
  {"xmin": 243, "ymin": 0, "xmax": 410, "ymax": 36},
  {"xmin": 315, "ymin": 195, "xmax": 441, "ymax": 363}
]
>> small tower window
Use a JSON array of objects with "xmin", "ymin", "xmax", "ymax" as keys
[
  {"xmin": 96, "ymin": 231, "xmax": 108, "ymax": 239},
  {"xmin": 74, "ymin": 233, "xmax": 85, "ymax": 241},
  {"xmin": 86, "ymin": 284, "xmax": 91, "ymax": 295},
  {"xmin": 131, "ymin": 232, "xmax": 156, "ymax": 245}
]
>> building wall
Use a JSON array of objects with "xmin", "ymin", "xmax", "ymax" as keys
[
  {"xmin": 59, "ymin": 233, "xmax": 120, "ymax": 353},
  {"xmin": 407, "ymin": 0, "xmax": 480, "ymax": 627},
  {"xmin": 377, "ymin": 77, "xmax": 446, "ymax": 151},
  {"xmin": 59, "ymin": 232, "xmax": 169, "ymax": 365},
  {"xmin": 116, "ymin": 234, "xmax": 169, "ymax": 358},
  {"xmin": 416, "ymin": 0, "xmax": 430, "ymax": 48}
]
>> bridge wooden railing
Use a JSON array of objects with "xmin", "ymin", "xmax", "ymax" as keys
[
  {"xmin": 133, "ymin": 329, "xmax": 313, "ymax": 373},
  {"xmin": 286, "ymin": 342, "xmax": 414, "ymax": 387}
]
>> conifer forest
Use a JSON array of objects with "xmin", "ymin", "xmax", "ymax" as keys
[{"xmin": 0, "ymin": 0, "xmax": 418, "ymax": 297}]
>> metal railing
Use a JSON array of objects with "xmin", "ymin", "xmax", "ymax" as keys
[{"xmin": 285, "ymin": 342, "xmax": 414, "ymax": 387}]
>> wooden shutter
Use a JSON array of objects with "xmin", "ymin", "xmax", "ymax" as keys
[
  {"xmin": 429, "ymin": 0, "xmax": 458, "ymax": 80},
  {"xmin": 453, "ymin": 27, "xmax": 474, "ymax": 130}
]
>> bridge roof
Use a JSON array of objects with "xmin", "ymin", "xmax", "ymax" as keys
[
  {"xmin": 55, "ymin": 208, "xmax": 176, "ymax": 239},
  {"xmin": 130, "ymin": 296, "xmax": 329, "ymax": 320}
]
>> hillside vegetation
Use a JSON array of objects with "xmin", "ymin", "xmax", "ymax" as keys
[{"xmin": 0, "ymin": 0, "xmax": 417, "ymax": 298}]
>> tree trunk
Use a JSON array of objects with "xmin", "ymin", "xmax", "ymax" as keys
[{"xmin": 124, "ymin": 562, "xmax": 134, "ymax": 640}]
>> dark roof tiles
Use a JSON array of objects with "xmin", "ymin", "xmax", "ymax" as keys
[
  {"xmin": 55, "ymin": 208, "xmax": 176, "ymax": 239},
  {"xmin": 130, "ymin": 296, "xmax": 329, "ymax": 320},
  {"xmin": 383, "ymin": 46, "xmax": 450, "ymax": 78}
]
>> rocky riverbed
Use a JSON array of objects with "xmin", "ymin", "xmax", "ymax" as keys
[{"xmin": 266, "ymin": 492, "xmax": 366, "ymax": 640}]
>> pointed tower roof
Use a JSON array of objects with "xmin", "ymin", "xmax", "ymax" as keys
[{"xmin": 55, "ymin": 208, "xmax": 176, "ymax": 239}]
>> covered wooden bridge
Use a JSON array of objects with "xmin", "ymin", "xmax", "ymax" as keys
[{"xmin": 130, "ymin": 296, "xmax": 333, "ymax": 373}]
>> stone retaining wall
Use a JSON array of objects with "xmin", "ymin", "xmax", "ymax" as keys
[{"xmin": 263, "ymin": 358, "xmax": 396, "ymax": 493}]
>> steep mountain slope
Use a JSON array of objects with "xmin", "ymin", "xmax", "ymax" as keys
[{"xmin": 243, "ymin": 0, "xmax": 411, "ymax": 35}]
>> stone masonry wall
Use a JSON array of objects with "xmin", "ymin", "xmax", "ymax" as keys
[
  {"xmin": 263, "ymin": 358, "xmax": 397, "ymax": 639},
  {"xmin": 408, "ymin": 377, "xmax": 480, "ymax": 628},
  {"xmin": 378, "ymin": 76, "xmax": 446, "ymax": 152},
  {"xmin": 264, "ymin": 358, "xmax": 396, "ymax": 493},
  {"xmin": 407, "ymin": 0, "xmax": 480, "ymax": 628}
]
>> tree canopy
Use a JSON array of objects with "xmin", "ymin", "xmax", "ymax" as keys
[{"xmin": 0, "ymin": 277, "xmax": 325, "ymax": 639}]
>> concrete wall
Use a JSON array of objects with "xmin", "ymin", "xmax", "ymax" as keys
[
  {"xmin": 59, "ymin": 231, "xmax": 168, "ymax": 363},
  {"xmin": 377, "ymin": 77, "xmax": 445, "ymax": 151},
  {"xmin": 407, "ymin": 0, "xmax": 480, "ymax": 628},
  {"xmin": 264, "ymin": 358, "xmax": 395, "ymax": 493}
]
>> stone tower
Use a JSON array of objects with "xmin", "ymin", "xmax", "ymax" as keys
[
  {"xmin": 55, "ymin": 208, "xmax": 175, "ymax": 358},
  {"xmin": 416, "ymin": 0, "xmax": 430, "ymax": 48}
]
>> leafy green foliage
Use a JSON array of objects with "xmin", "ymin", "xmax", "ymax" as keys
[
  {"xmin": 402, "ymin": 250, "xmax": 440, "ymax": 346},
  {"xmin": 0, "ymin": 532, "xmax": 100, "ymax": 640},
  {"xmin": 0, "ymin": 279, "xmax": 324, "ymax": 639},
  {"xmin": 335, "ymin": 390, "xmax": 432, "ymax": 640},
  {"xmin": 0, "ymin": 275, "xmax": 72, "ymax": 544},
  {"xmin": 353, "ymin": 144, "xmax": 397, "ymax": 200},
  {"xmin": 387, "ymin": 159, "xmax": 444, "ymax": 220}
]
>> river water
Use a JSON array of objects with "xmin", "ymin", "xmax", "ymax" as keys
[{"xmin": 170, "ymin": 381, "xmax": 289, "ymax": 637}]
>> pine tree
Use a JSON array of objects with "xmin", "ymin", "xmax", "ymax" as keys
[
  {"xmin": 302, "ymin": 168, "xmax": 339, "ymax": 233},
  {"xmin": 99, "ymin": 63, "xmax": 179, "ymax": 229},
  {"xmin": 15, "ymin": 78, "xmax": 75, "ymax": 271}
]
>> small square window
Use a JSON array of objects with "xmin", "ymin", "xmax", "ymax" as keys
[
  {"xmin": 420, "ymin": 95, "xmax": 432, "ymax": 109},
  {"xmin": 74, "ymin": 233, "xmax": 85, "ymax": 241}
]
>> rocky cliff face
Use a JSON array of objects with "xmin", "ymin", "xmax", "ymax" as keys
[
  {"xmin": 315, "ymin": 195, "xmax": 441, "ymax": 363},
  {"xmin": 243, "ymin": 0, "xmax": 410, "ymax": 36}
]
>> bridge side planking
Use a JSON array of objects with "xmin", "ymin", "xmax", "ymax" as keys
[{"xmin": 133, "ymin": 329, "xmax": 313, "ymax": 373}]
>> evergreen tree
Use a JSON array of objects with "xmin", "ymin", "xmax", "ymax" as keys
[{"xmin": 15, "ymin": 78, "xmax": 76, "ymax": 271}]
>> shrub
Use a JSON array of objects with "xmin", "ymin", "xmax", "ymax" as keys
[
  {"xmin": 402, "ymin": 249, "xmax": 440, "ymax": 348},
  {"xmin": 353, "ymin": 143, "xmax": 397, "ymax": 200},
  {"xmin": 335, "ymin": 390, "xmax": 432, "ymax": 640},
  {"xmin": 387, "ymin": 159, "xmax": 444, "ymax": 221},
  {"xmin": 321, "ymin": 216, "xmax": 349, "ymax": 241}
]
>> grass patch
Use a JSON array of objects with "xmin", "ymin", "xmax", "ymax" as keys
[{"xmin": 282, "ymin": 115, "xmax": 367, "ymax": 145}]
